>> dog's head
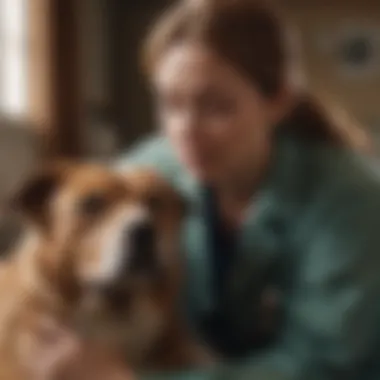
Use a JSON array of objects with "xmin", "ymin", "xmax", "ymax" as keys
[{"xmin": 13, "ymin": 163, "xmax": 186, "ymax": 355}]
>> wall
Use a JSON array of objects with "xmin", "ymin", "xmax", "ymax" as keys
[
  {"xmin": 0, "ymin": 118, "xmax": 41, "ymax": 254},
  {"xmin": 287, "ymin": 1, "xmax": 380, "ymax": 129}
]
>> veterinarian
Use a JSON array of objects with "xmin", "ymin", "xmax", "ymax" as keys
[
  {"xmin": 44, "ymin": 0, "xmax": 380, "ymax": 378},
  {"xmin": 117, "ymin": 0, "xmax": 380, "ymax": 378}
]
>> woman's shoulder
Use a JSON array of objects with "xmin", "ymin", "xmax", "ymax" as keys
[
  {"xmin": 296, "ymin": 142, "xmax": 380, "ymax": 240},
  {"xmin": 271, "ymin": 133, "xmax": 380, "ymax": 213},
  {"xmin": 290, "ymin": 144, "xmax": 380, "ymax": 293},
  {"xmin": 313, "ymin": 144, "xmax": 380, "ymax": 203},
  {"xmin": 115, "ymin": 134, "xmax": 194, "ymax": 195}
]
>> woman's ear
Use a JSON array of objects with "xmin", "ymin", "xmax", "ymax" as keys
[{"xmin": 11, "ymin": 163, "xmax": 68, "ymax": 226}]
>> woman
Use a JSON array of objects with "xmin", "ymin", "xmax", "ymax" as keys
[
  {"xmin": 117, "ymin": 0, "xmax": 380, "ymax": 378},
  {"xmin": 42, "ymin": 0, "xmax": 380, "ymax": 379}
]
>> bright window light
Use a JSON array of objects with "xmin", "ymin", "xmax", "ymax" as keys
[{"xmin": 0, "ymin": 0, "xmax": 27, "ymax": 118}]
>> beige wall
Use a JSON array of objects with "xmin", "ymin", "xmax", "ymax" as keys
[{"xmin": 285, "ymin": 1, "xmax": 380, "ymax": 127}]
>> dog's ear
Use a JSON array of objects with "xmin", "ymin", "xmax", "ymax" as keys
[{"xmin": 11, "ymin": 163, "xmax": 68, "ymax": 225}]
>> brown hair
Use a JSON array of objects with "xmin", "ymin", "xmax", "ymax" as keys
[{"xmin": 142, "ymin": 0, "xmax": 370, "ymax": 151}]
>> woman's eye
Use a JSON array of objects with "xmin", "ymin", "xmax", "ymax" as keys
[
  {"xmin": 199, "ymin": 96, "xmax": 235, "ymax": 116},
  {"xmin": 78, "ymin": 193, "xmax": 107, "ymax": 217}
]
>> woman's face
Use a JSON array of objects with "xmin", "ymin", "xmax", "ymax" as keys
[{"xmin": 153, "ymin": 43, "xmax": 285, "ymax": 185}]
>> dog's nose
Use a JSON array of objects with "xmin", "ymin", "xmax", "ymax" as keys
[
  {"xmin": 131, "ymin": 221, "xmax": 154, "ymax": 247},
  {"xmin": 88, "ymin": 283, "xmax": 131, "ymax": 314},
  {"xmin": 128, "ymin": 221, "xmax": 156, "ymax": 272}
]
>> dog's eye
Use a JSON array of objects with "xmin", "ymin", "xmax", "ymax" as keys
[
  {"xmin": 78, "ymin": 193, "xmax": 107, "ymax": 217},
  {"xmin": 147, "ymin": 194, "xmax": 164, "ymax": 212}
]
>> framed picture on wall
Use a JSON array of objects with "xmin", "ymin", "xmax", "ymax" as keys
[{"xmin": 318, "ymin": 23, "xmax": 380, "ymax": 80}]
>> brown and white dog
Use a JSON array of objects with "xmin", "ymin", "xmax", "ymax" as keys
[{"xmin": 0, "ymin": 163, "xmax": 212, "ymax": 379}]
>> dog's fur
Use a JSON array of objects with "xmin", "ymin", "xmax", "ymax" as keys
[{"xmin": 0, "ymin": 163, "xmax": 212, "ymax": 379}]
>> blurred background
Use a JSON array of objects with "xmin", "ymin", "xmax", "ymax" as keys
[{"xmin": 0, "ymin": 0, "xmax": 380, "ymax": 251}]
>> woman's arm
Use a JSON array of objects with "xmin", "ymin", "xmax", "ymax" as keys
[
  {"xmin": 139, "ymin": 182, "xmax": 380, "ymax": 380},
  {"xmin": 115, "ymin": 135, "xmax": 182, "ymax": 187}
]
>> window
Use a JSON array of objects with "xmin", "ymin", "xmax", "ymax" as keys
[{"xmin": 0, "ymin": 0, "xmax": 27, "ymax": 118}]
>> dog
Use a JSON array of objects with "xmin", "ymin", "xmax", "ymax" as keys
[{"xmin": 0, "ymin": 163, "xmax": 213, "ymax": 379}]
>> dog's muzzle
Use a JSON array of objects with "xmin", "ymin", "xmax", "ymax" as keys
[{"xmin": 127, "ymin": 220, "xmax": 157, "ymax": 274}]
